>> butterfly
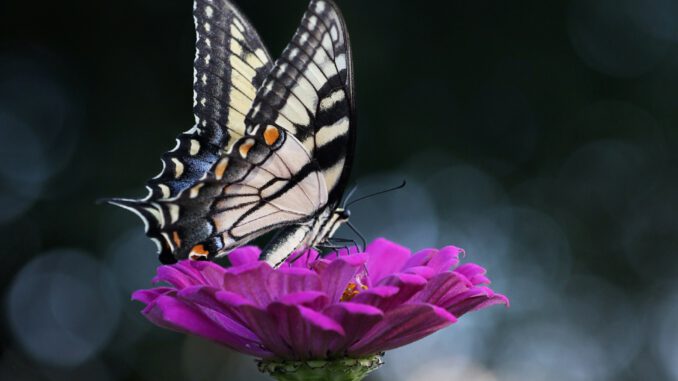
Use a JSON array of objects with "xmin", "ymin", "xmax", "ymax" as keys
[{"xmin": 109, "ymin": 0, "xmax": 356, "ymax": 267}]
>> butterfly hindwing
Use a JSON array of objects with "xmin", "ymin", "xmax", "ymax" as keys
[
  {"xmin": 109, "ymin": 0, "xmax": 273, "ymax": 263},
  {"xmin": 157, "ymin": 126, "xmax": 328, "ymax": 260}
]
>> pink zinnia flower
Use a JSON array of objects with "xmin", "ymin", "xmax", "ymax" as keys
[{"xmin": 133, "ymin": 238, "xmax": 507, "ymax": 378}]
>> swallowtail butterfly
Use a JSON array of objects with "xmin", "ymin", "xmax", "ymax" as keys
[{"xmin": 109, "ymin": 0, "xmax": 356, "ymax": 267}]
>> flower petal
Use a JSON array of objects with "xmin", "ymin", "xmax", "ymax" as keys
[
  {"xmin": 227, "ymin": 246, "xmax": 261, "ymax": 267},
  {"xmin": 234, "ymin": 303, "xmax": 292, "ymax": 358},
  {"xmin": 277, "ymin": 291, "xmax": 329, "ymax": 310},
  {"xmin": 318, "ymin": 253, "xmax": 368, "ymax": 303},
  {"xmin": 132, "ymin": 287, "xmax": 173, "ymax": 304},
  {"xmin": 403, "ymin": 265, "xmax": 436, "ymax": 279},
  {"xmin": 365, "ymin": 238, "xmax": 411, "ymax": 285},
  {"xmin": 188, "ymin": 260, "xmax": 227, "ymax": 288},
  {"xmin": 267, "ymin": 267, "xmax": 321, "ymax": 300},
  {"xmin": 350, "ymin": 285, "xmax": 399, "ymax": 308},
  {"xmin": 285, "ymin": 248, "xmax": 320, "ymax": 268},
  {"xmin": 402, "ymin": 248, "xmax": 437, "ymax": 269},
  {"xmin": 268, "ymin": 302, "xmax": 345, "ymax": 359},
  {"xmin": 455, "ymin": 263, "xmax": 490, "ymax": 285},
  {"xmin": 370, "ymin": 273, "xmax": 427, "ymax": 310},
  {"xmin": 427, "ymin": 246, "xmax": 462, "ymax": 272},
  {"xmin": 443, "ymin": 287, "xmax": 509, "ymax": 316},
  {"xmin": 323, "ymin": 302, "xmax": 383, "ymax": 356},
  {"xmin": 349, "ymin": 303, "xmax": 456, "ymax": 356},
  {"xmin": 222, "ymin": 262, "xmax": 274, "ymax": 307},
  {"xmin": 153, "ymin": 263, "xmax": 202, "ymax": 289},
  {"xmin": 142, "ymin": 294, "xmax": 270, "ymax": 357},
  {"xmin": 413, "ymin": 271, "xmax": 472, "ymax": 305},
  {"xmin": 177, "ymin": 286, "xmax": 248, "ymax": 327}
]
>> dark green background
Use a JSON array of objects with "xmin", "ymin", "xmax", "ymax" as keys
[{"xmin": 1, "ymin": 0, "xmax": 677, "ymax": 380}]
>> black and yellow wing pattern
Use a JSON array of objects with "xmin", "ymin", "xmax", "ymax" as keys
[
  {"xmin": 110, "ymin": 0, "xmax": 273, "ymax": 263},
  {"xmin": 111, "ymin": 0, "xmax": 355, "ymax": 265}
]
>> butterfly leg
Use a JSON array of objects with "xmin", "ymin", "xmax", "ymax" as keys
[
  {"xmin": 328, "ymin": 237, "xmax": 361, "ymax": 254},
  {"xmin": 317, "ymin": 238, "xmax": 358, "ymax": 257}
]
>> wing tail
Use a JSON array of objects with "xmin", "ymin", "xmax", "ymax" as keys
[{"xmin": 106, "ymin": 198, "xmax": 177, "ymax": 264}]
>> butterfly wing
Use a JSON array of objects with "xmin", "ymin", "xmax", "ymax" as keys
[
  {"xmin": 248, "ymin": 0, "xmax": 356, "ymax": 208},
  {"xmin": 149, "ymin": 0, "xmax": 273, "ymax": 199},
  {"xmin": 157, "ymin": 126, "xmax": 328, "ymax": 261},
  {"xmin": 144, "ymin": 0, "xmax": 357, "ymax": 262},
  {"xmin": 109, "ymin": 0, "xmax": 273, "ymax": 263}
]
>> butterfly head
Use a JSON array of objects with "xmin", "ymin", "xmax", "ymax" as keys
[
  {"xmin": 335, "ymin": 207, "xmax": 351, "ymax": 221},
  {"xmin": 328, "ymin": 207, "xmax": 350, "ymax": 237}
]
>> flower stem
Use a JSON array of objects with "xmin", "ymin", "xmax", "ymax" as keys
[{"xmin": 257, "ymin": 355, "xmax": 384, "ymax": 381}]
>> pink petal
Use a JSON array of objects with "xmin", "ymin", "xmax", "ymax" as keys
[
  {"xmin": 413, "ymin": 272, "xmax": 472, "ymax": 306},
  {"xmin": 323, "ymin": 302, "xmax": 383, "ymax": 355},
  {"xmin": 177, "ymin": 286, "xmax": 248, "ymax": 327},
  {"xmin": 142, "ymin": 294, "xmax": 270, "ymax": 357},
  {"xmin": 267, "ymin": 267, "xmax": 321, "ymax": 300},
  {"xmin": 188, "ymin": 260, "xmax": 227, "ymax": 288},
  {"xmin": 153, "ymin": 264, "xmax": 201, "ymax": 289},
  {"xmin": 227, "ymin": 246, "xmax": 261, "ymax": 267},
  {"xmin": 318, "ymin": 253, "xmax": 368, "ymax": 303},
  {"xmin": 350, "ymin": 285, "xmax": 400, "ymax": 308},
  {"xmin": 365, "ymin": 238, "xmax": 411, "ymax": 285},
  {"xmin": 285, "ymin": 248, "xmax": 320, "ymax": 268},
  {"xmin": 428, "ymin": 246, "xmax": 462, "ymax": 272},
  {"xmin": 370, "ymin": 273, "xmax": 427, "ymax": 311},
  {"xmin": 132, "ymin": 287, "xmax": 173, "ymax": 304},
  {"xmin": 403, "ymin": 265, "xmax": 436, "ymax": 279},
  {"xmin": 277, "ymin": 291, "xmax": 329, "ymax": 310},
  {"xmin": 268, "ymin": 302, "xmax": 345, "ymax": 360},
  {"xmin": 402, "ymin": 248, "xmax": 437, "ymax": 268},
  {"xmin": 444, "ymin": 287, "xmax": 509, "ymax": 316},
  {"xmin": 229, "ymin": 302, "xmax": 292, "ymax": 358},
  {"xmin": 222, "ymin": 262, "xmax": 274, "ymax": 307},
  {"xmin": 349, "ymin": 303, "xmax": 456, "ymax": 356},
  {"xmin": 455, "ymin": 263, "xmax": 490, "ymax": 285}
]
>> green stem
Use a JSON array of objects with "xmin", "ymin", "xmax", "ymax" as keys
[{"xmin": 257, "ymin": 355, "xmax": 384, "ymax": 381}]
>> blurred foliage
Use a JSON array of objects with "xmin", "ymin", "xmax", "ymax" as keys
[{"xmin": 1, "ymin": 0, "xmax": 678, "ymax": 380}]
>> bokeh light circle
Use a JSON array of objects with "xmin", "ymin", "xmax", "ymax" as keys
[
  {"xmin": 568, "ymin": 0, "xmax": 669, "ymax": 77},
  {"xmin": 6, "ymin": 249, "xmax": 122, "ymax": 367}
]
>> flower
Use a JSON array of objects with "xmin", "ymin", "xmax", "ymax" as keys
[{"xmin": 133, "ymin": 238, "xmax": 507, "ymax": 363}]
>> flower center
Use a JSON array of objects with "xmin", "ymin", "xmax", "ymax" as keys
[{"xmin": 341, "ymin": 282, "xmax": 368, "ymax": 302}]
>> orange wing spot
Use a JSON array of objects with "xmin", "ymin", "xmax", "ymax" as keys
[
  {"xmin": 172, "ymin": 231, "xmax": 182, "ymax": 247},
  {"xmin": 263, "ymin": 126, "xmax": 280, "ymax": 145},
  {"xmin": 189, "ymin": 244, "xmax": 209, "ymax": 260},
  {"xmin": 214, "ymin": 158, "xmax": 229, "ymax": 180},
  {"xmin": 239, "ymin": 139, "xmax": 255, "ymax": 158}
]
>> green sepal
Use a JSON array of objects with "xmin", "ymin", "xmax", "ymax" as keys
[{"xmin": 257, "ymin": 355, "xmax": 384, "ymax": 381}]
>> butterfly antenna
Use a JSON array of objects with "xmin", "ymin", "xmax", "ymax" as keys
[
  {"xmin": 346, "ymin": 221, "xmax": 367, "ymax": 252},
  {"xmin": 342, "ymin": 183, "xmax": 360, "ymax": 208},
  {"xmin": 345, "ymin": 180, "xmax": 407, "ymax": 208}
]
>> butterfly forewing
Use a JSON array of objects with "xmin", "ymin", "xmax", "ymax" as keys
[
  {"xmin": 109, "ymin": 0, "xmax": 273, "ymax": 263},
  {"xmin": 147, "ymin": 0, "xmax": 273, "ymax": 200},
  {"xmin": 246, "ymin": 0, "xmax": 356, "ymax": 207}
]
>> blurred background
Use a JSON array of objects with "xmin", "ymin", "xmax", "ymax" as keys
[{"xmin": 1, "ymin": 0, "xmax": 677, "ymax": 380}]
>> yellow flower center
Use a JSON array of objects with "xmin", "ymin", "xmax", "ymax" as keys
[{"xmin": 340, "ymin": 282, "xmax": 368, "ymax": 302}]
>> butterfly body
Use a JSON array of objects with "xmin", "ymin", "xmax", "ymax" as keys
[{"xmin": 110, "ymin": 0, "xmax": 356, "ymax": 266}]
